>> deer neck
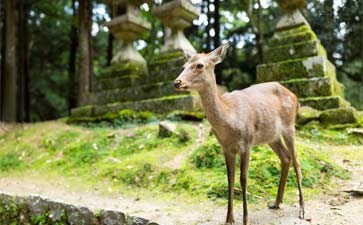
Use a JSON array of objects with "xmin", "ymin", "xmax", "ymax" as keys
[{"xmin": 198, "ymin": 80, "xmax": 228, "ymax": 129}]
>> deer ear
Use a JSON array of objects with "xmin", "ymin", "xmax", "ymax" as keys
[
  {"xmin": 208, "ymin": 41, "xmax": 231, "ymax": 64},
  {"xmin": 183, "ymin": 49, "xmax": 195, "ymax": 60}
]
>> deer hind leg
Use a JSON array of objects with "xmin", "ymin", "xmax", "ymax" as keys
[
  {"xmin": 282, "ymin": 128, "xmax": 305, "ymax": 219},
  {"xmin": 268, "ymin": 138, "xmax": 291, "ymax": 209},
  {"xmin": 240, "ymin": 147, "xmax": 251, "ymax": 225},
  {"xmin": 224, "ymin": 152, "xmax": 236, "ymax": 225}
]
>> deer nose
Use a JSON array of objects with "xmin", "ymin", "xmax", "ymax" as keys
[{"xmin": 173, "ymin": 80, "xmax": 182, "ymax": 89}]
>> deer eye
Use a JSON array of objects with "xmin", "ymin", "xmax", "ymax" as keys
[{"xmin": 196, "ymin": 64, "xmax": 204, "ymax": 70}]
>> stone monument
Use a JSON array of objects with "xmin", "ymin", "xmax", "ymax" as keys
[
  {"xmin": 70, "ymin": 0, "xmax": 202, "ymax": 120},
  {"xmin": 256, "ymin": 0, "xmax": 359, "ymax": 126}
]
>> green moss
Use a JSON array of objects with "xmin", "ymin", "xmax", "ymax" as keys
[
  {"xmin": 100, "ymin": 61, "xmax": 147, "ymax": 78},
  {"xmin": 299, "ymin": 96, "xmax": 349, "ymax": 110},
  {"xmin": 71, "ymin": 105, "xmax": 94, "ymax": 118},
  {"xmin": 297, "ymin": 106, "xmax": 321, "ymax": 125},
  {"xmin": 320, "ymin": 107, "xmax": 359, "ymax": 125},
  {"xmin": 0, "ymin": 196, "xmax": 20, "ymax": 225},
  {"xmin": 269, "ymin": 29, "xmax": 317, "ymax": 47},
  {"xmin": 264, "ymin": 41, "xmax": 325, "ymax": 63},
  {"xmin": 93, "ymin": 75, "xmax": 140, "ymax": 91},
  {"xmin": 281, "ymin": 77, "xmax": 333, "ymax": 98},
  {"xmin": 0, "ymin": 152, "xmax": 23, "ymax": 171}
]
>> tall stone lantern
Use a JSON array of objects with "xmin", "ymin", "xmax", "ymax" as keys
[
  {"xmin": 103, "ymin": 0, "xmax": 151, "ymax": 66},
  {"xmin": 152, "ymin": 0, "xmax": 200, "ymax": 53}
]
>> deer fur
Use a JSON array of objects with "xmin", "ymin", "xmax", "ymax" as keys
[{"xmin": 173, "ymin": 42, "xmax": 305, "ymax": 225}]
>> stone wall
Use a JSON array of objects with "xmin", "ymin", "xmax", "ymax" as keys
[{"xmin": 0, "ymin": 193, "xmax": 159, "ymax": 225}]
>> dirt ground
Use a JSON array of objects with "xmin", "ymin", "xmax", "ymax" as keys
[{"xmin": 0, "ymin": 134, "xmax": 362, "ymax": 225}]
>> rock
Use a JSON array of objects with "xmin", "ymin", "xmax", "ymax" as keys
[
  {"xmin": 320, "ymin": 107, "xmax": 358, "ymax": 125},
  {"xmin": 158, "ymin": 121, "xmax": 177, "ymax": 137},
  {"xmin": 26, "ymin": 196, "xmax": 48, "ymax": 218},
  {"xmin": 127, "ymin": 216, "xmax": 149, "ymax": 225},
  {"xmin": 66, "ymin": 204, "xmax": 98, "ymax": 225},
  {"xmin": 47, "ymin": 200, "xmax": 66, "ymax": 222},
  {"xmin": 297, "ymin": 106, "xmax": 320, "ymax": 125},
  {"xmin": 99, "ymin": 210, "xmax": 126, "ymax": 225}
]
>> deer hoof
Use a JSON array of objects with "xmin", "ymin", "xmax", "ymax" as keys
[
  {"xmin": 299, "ymin": 208, "xmax": 305, "ymax": 219},
  {"xmin": 224, "ymin": 223, "xmax": 234, "ymax": 225},
  {"xmin": 268, "ymin": 201, "xmax": 280, "ymax": 209}
]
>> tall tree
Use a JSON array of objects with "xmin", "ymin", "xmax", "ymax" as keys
[
  {"xmin": 18, "ymin": 0, "xmax": 30, "ymax": 122},
  {"xmin": 78, "ymin": 0, "xmax": 93, "ymax": 106},
  {"xmin": 0, "ymin": 0, "xmax": 4, "ymax": 119},
  {"xmin": 68, "ymin": 0, "xmax": 78, "ymax": 113},
  {"xmin": 2, "ymin": 0, "xmax": 17, "ymax": 122}
]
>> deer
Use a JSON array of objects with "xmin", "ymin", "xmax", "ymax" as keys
[{"xmin": 173, "ymin": 42, "xmax": 305, "ymax": 225}]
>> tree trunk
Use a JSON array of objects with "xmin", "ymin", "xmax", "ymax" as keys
[
  {"xmin": 0, "ymin": 0, "xmax": 4, "ymax": 119},
  {"xmin": 106, "ymin": 4, "xmax": 115, "ymax": 66},
  {"xmin": 247, "ymin": 0, "xmax": 264, "ymax": 64},
  {"xmin": 2, "ymin": 0, "xmax": 17, "ymax": 122},
  {"xmin": 205, "ymin": 0, "xmax": 211, "ymax": 51},
  {"xmin": 68, "ymin": 0, "xmax": 78, "ymax": 114},
  {"xmin": 213, "ymin": 0, "xmax": 222, "ymax": 84},
  {"xmin": 18, "ymin": 0, "xmax": 30, "ymax": 122},
  {"xmin": 78, "ymin": 0, "xmax": 93, "ymax": 106}
]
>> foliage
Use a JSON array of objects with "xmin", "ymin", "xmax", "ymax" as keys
[
  {"xmin": 0, "ymin": 153, "xmax": 23, "ymax": 171},
  {"xmin": 0, "ymin": 121, "xmax": 356, "ymax": 205}
]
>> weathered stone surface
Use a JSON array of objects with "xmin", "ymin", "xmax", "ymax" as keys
[
  {"xmin": 93, "ymin": 94, "xmax": 200, "ymax": 116},
  {"xmin": 319, "ymin": 107, "xmax": 358, "ymax": 125},
  {"xmin": 126, "ymin": 215, "xmax": 149, "ymax": 225},
  {"xmin": 299, "ymin": 96, "xmax": 349, "ymax": 110},
  {"xmin": 276, "ymin": 1, "xmax": 306, "ymax": 13},
  {"xmin": 280, "ymin": 77, "xmax": 343, "ymax": 98},
  {"xmin": 269, "ymin": 29, "xmax": 317, "ymax": 47},
  {"xmin": 47, "ymin": 200, "xmax": 66, "ymax": 223},
  {"xmin": 66, "ymin": 204, "xmax": 99, "ymax": 225},
  {"xmin": 89, "ymin": 82, "xmax": 182, "ymax": 105},
  {"xmin": 264, "ymin": 40, "xmax": 326, "ymax": 63},
  {"xmin": 26, "ymin": 196, "xmax": 48, "ymax": 218},
  {"xmin": 257, "ymin": 56, "xmax": 331, "ymax": 82},
  {"xmin": 101, "ymin": 61, "xmax": 147, "ymax": 78},
  {"xmin": 99, "ymin": 210, "xmax": 126, "ymax": 225},
  {"xmin": 94, "ymin": 75, "xmax": 140, "ymax": 91},
  {"xmin": 71, "ymin": 105, "xmax": 95, "ymax": 117},
  {"xmin": 297, "ymin": 106, "xmax": 321, "ymax": 125},
  {"xmin": 158, "ymin": 121, "xmax": 177, "ymax": 137}
]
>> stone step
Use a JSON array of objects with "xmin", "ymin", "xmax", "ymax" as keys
[
  {"xmin": 93, "ymin": 75, "xmax": 140, "ymax": 91},
  {"xmin": 71, "ymin": 94, "xmax": 200, "ymax": 117},
  {"xmin": 280, "ymin": 77, "xmax": 344, "ymax": 98},
  {"xmin": 257, "ymin": 56, "xmax": 336, "ymax": 82},
  {"xmin": 147, "ymin": 57, "xmax": 185, "ymax": 84},
  {"xmin": 89, "ymin": 82, "xmax": 182, "ymax": 105},
  {"xmin": 269, "ymin": 29, "xmax": 317, "ymax": 47},
  {"xmin": 264, "ymin": 40, "xmax": 327, "ymax": 63},
  {"xmin": 100, "ymin": 61, "xmax": 147, "ymax": 79},
  {"xmin": 299, "ymin": 96, "xmax": 350, "ymax": 110},
  {"xmin": 320, "ymin": 107, "xmax": 359, "ymax": 125}
]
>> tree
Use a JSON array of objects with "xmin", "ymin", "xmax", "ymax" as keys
[
  {"xmin": 2, "ymin": 0, "xmax": 17, "ymax": 122},
  {"xmin": 68, "ymin": 0, "xmax": 78, "ymax": 113},
  {"xmin": 18, "ymin": 0, "xmax": 30, "ymax": 122},
  {"xmin": 78, "ymin": 0, "xmax": 93, "ymax": 106}
]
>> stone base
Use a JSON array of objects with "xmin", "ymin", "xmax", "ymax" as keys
[
  {"xmin": 280, "ymin": 77, "xmax": 343, "ymax": 98},
  {"xmin": 299, "ymin": 96, "xmax": 349, "ymax": 110},
  {"xmin": 320, "ymin": 107, "xmax": 359, "ymax": 125},
  {"xmin": 71, "ymin": 94, "xmax": 201, "ymax": 118}
]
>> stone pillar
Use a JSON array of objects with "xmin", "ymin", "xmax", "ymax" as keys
[
  {"xmin": 103, "ymin": 0, "xmax": 151, "ymax": 66},
  {"xmin": 256, "ymin": 0, "xmax": 359, "ymax": 126},
  {"xmin": 152, "ymin": 0, "xmax": 200, "ymax": 53}
]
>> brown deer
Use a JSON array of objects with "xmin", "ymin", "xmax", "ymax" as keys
[{"xmin": 173, "ymin": 42, "xmax": 305, "ymax": 225}]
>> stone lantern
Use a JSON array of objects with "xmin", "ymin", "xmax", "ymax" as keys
[
  {"xmin": 103, "ymin": 0, "xmax": 152, "ymax": 66},
  {"xmin": 152, "ymin": 0, "xmax": 200, "ymax": 53}
]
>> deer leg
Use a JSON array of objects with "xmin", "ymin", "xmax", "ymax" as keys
[
  {"xmin": 240, "ymin": 148, "xmax": 251, "ymax": 225},
  {"xmin": 283, "ymin": 129, "xmax": 305, "ymax": 219},
  {"xmin": 268, "ymin": 139, "xmax": 291, "ymax": 209},
  {"xmin": 224, "ymin": 152, "xmax": 236, "ymax": 225}
]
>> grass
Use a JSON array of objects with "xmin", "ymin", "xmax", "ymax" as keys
[{"xmin": 0, "ymin": 118, "xmax": 361, "ymax": 208}]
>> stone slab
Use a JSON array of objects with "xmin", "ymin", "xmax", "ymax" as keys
[
  {"xmin": 299, "ymin": 96, "xmax": 350, "ymax": 110},
  {"xmin": 276, "ymin": 10, "xmax": 309, "ymax": 30},
  {"xmin": 269, "ymin": 27, "xmax": 317, "ymax": 47},
  {"xmin": 319, "ymin": 107, "xmax": 359, "ymax": 125},
  {"xmin": 257, "ymin": 56, "xmax": 335, "ymax": 82},
  {"xmin": 89, "ymin": 82, "xmax": 182, "ymax": 105},
  {"xmin": 93, "ymin": 94, "xmax": 201, "ymax": 116},
  {"xmin": 280, "ymin": 77, "xmax": 343, "ymax": 98},
  {"xmin": 93, "ymin": 75, "xmax": 140, "ymax": 91},
  {"xmin": 264, "ymin": 40, "xmax": 327, "ymax": 63}
]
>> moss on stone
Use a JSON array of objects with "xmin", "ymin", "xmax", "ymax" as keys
[
  {"xmin": 71, "ymin": 105, "xmax": 95, "ymax": 118},
  {"xmin": 0, "ymin": 195, "xmax": 19, "ymax": 224},
  {"xmin": 89, "ymin": 82, "xmax": 182, "ymax": 105},
  {"xmin": 319, "ymin": 107, "xmax": 359, "ymax": 125},
  {"xmin": 264, "ymin": 41, "xmax": 326, "ymax": 63},
  {"xmin": 275, "ymin": 24, "xmax": 311, "ymax": 37},
  {"xmin": 100, "ymin": 61, "xmax": 147, "ymax": 79},
  {"xmin": 167, "ymin": 110, "xmax": 205, "ymax": 121},
  {"xmin": 257, "ymin": 56, "xmax": 327, "ymax": 82},
  {"xmin": 281, "ymin": 77, "xmax": 334, "ymax": 98},
  {"xmin": 299, "ymin": 96, "xmax": 350, "ymax": 110},
  {"xmin": 297, "ymin": 106, "xmax": 321, "ymax": 125},
  {"xmin": 269, "ymin": 29, "xmax": 317, "ymax": 47},
  {"xmin": 93, "ymin": 75, "xmax": 140, "ymax": 91}
]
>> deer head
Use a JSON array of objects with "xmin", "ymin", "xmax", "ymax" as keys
[{"xmin": 173, "ymin": 41, "xmax": 231, "ymax": 92}]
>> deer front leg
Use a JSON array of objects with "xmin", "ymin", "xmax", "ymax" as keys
[
  {"xmin": 240, "ymin": 148, "xmax": 251, "ymax": 225},
  {"xmin": 224, "ymin": 152, "xmax": 236, "ymax": 225}
]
